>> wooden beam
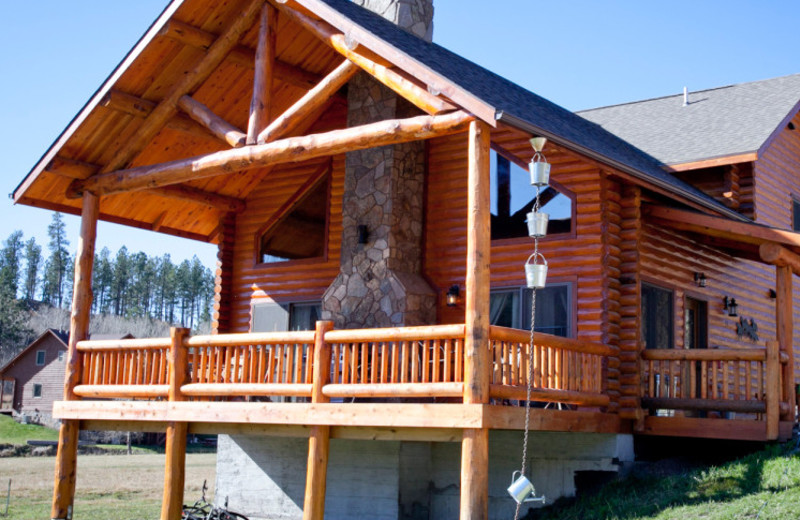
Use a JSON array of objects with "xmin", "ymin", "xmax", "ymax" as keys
[
  {"xmin": 45, "ymin": 157, "xmax": 97, "ymax": 180},
  {"xmin": 257, "ymin": 59, "xmax": 358, "ymax": 144},
  {"xmin": 99, "ymin": 0, "xmax": 263, "ymax": 175},
  {"xmin": 641, "ymin": 416, "xmax": 793, "ymax": 441},
  {"xmin": 665, "ymin": 152, "xmax": 758, "ymax": 172},
  {"xmin": 177, "ymin": 95, "xmax": 246, "ymax": 148},
  {"xmin": 461, "ymin": 120, "xmax": 491, "ymax": 520},
  {"xmin": 304, "ymin": 323, "xmax": 333, "ymax": 520},
  {"xmin": 247, "ymin": 4, "xmax": 277, "ymax": 144},
  {"xmin": 101, "ymin": 89, "xmax": 217, "ymax": 141},
  {"xmin": 161, "ymin": 328, "xmax": 190, "ymax": 520},
  {"xmin": 760, "ymin": 242, "xmax": 800, "ymax": 276},
  {"xmin": 275, "ymin": 3, "xmax": 456, "ymax": 115},
  {"xmin": 68, "ymin": 110, "xmax": 472, "ymax": 198},
  {"xmin": 52, "ymin": 192, "xmax": 99, "ymax": 520},
  {"xmin": 766, "ymin": 340, "xmax": 780, "ymax": 440},
  {"xmin": 776, "ymin": 265, "xmax": 794, "ymax": 421},
  {"xmin": 159, "ymin": 18, "xmax": 321, "ymax": 89}
]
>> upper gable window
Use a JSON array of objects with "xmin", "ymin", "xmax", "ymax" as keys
[
  {"xmin": 490, "ymin": 150, "xmax": 573, "ymax": 240},
  {"xmin": 36, "ymin": 351, "xmax": 45, "ymax": 366},
  {"xmin": 258, "ymin": 171, "xmax": 330, "ymax": 264}
]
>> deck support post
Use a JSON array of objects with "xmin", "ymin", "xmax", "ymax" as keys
[
  {"xmin": 461, "ymin": 120, "xmax": 492, "ymax": 520},
  {"xmin": 52, "ymin": 191, "xmax": 99, "ymax": 520},
  {"xmin": 303, "ymin": 321, "xmax": 334, "ymax": 520},
  {"xmin": 775, "ymin": 265, "xmax": 795, "ymax": 421},
  {"xmin": 766, "ymin": 340, "xmax": 781, "ymax": 440},
  {"xmin": 161, "ymin": 327, "xmax": 191, "ymax": 520}
]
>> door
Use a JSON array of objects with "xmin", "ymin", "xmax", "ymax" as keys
[{"xmin": 684, "ymin": 297, "xmax": 708, "ymax": 408}]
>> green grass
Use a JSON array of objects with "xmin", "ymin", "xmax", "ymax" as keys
[
  {"xmin": 0, "ymin": 414, "xmax": 58, "ymax": 445},
  {"xmin": 533, "ymin": 442, "xmax": 800, "ymax": 520}
]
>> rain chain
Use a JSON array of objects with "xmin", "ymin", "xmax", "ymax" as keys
[{"xmin": 508, "ymin": 137, "xmax": 549, "ymax": 517}]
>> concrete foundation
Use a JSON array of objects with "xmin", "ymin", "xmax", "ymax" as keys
[{"xmin": 215, "ymin": 431, "xmax": 634, "ymax": 520}]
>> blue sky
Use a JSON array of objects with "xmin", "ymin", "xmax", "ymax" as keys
[{"xmin": 1, "ymin": 1, "xmax": 798, "ymax": 269}]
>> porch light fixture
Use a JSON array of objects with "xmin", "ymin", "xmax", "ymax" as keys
[
  {"xmin": 693, "ymin": 272, "xmax": 707, "ymax": 287},
  {"xmin": 769, "ymin": 289, "xmax": 777, "ymax": 299},
  {"xmin": 723, "ymin": 296, "xmax": 738, "ymax": 317},
  {"xmin": 446, "ymin": 285, "xmax": 460, "ymax": 307}
]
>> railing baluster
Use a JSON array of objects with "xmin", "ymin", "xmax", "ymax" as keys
[{"xmin": 432, "ymin": 339, "xmax": 441, "ymax": 383}]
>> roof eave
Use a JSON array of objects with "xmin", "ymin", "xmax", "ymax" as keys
[{"xmin": 496, "ymin": 110, "xmax": 750, "ymax": 223}]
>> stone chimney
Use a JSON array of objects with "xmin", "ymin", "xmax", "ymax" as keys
[{"xmin": 322, "ymin": 0, "xmax": 436, "ymax": 328}]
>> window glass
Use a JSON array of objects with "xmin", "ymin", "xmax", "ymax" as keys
[
  {"xmin": 33, "ymin": 384, "xmax": 42, "ymax": 398},
  {"xmin": 35, "ymin": 351, "xmax": 45, "ymax": 366},
  {"xmin": 642, "ymin": 283, "xmax": 674, "ymax": 349},
  {"xmin": 793, "ymin": 198, "xmax": 800, "ymax": 232},
  {"xmin": 490, "ymin": 151, "xmax": 572, "ymax": 240},
  {"xmin": 289, "ymin": 303, "xmax": 322, "ymax": 331},
  {"xmin": 489, "ymin": 284, "xmax": 571, "ymax": 338},
  {"xmin": 58, "ymin": 351, "xmax": 65, "ymax": 362}
]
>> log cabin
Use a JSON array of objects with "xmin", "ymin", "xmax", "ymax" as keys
[{"xmin": 10, "ymin": 0, "xmax": 800, "ymax": 518}]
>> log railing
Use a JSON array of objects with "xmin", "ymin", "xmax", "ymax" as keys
[
  {"xmin": 640, "ymin": 343, "xmax": 790, "ymax": 437},
  {"xmin": 70, "ymin": 323, "xmax": 616, "ymax": 407},
  {"xmin": 488, "ymin": 326, "xmax": 615, "ymax": 408}
]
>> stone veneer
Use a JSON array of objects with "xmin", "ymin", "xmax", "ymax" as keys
[{"xmin": 322, "ymin": 0, "xmax": 436, "ymax": 328}]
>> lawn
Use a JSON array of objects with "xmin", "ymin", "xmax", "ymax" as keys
[
  {"xmin": 0, "ymin": 453, "xmax": 216, "ymax": 519},
  {"xmin": 533, "ymin": 442, "xmax": 800, "ymax": 520},
  {"xmin": 0, "ymin": 414, "xmax": 59, "ymax": 445}
]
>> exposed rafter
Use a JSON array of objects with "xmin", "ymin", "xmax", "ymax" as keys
[
  {"xmin": 247, "ymin": 4, "xmax": 277, "ymax": 144},
  {"xmin": 68, "ymin": 110, "xmax": 473, "ymax": 198},
  {"xmin": 98, "ymin": 0, "xmax": 264, "ymax": 176},
  {"xmin": 274, "ymin": 1, "xmax": 456, "ymax": 115},
  {"xmin": 158, "ymin": 18, "xmax": 321, "ymax": 90},
  {"xmin": 177, "ymin": 95, "xmax": 247, "ymax": 148}
]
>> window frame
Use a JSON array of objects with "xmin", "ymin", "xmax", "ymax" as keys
[
  {"xmin": 489, "ymin": 145, "xmax": 577, "ymax": 244},
  {"xmin": 641, "ymin": 281, "xmax": 676, "ymax": 350},
  {"xmin": 35, "ymin": 350, "xmax": 45, "ymax": 366},
  {"xmin": 33, "ymin": 384, "xmax": 42, "ymax": 398},
  {"xmin": 58, "ymin": 351, "xmax": 65, "ymax": 362},
  {"xmin": 489, "ymin": 280, "xmax": 575, "ymax": 338}
]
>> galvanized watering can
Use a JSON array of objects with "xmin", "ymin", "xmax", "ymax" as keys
[
  {"xmin": 526, "ymin": 211, "xmax": 549, "ymax": 238},
  {"xmin": 529, "ymin": 153, "xmax": 550, "ymax": 187},
  {"xmin": 524, "ymin": 252, "xmax": 548, "ymax": 289},
  {"xmin": 508, "ymin": 471, "xmax": 546, "ymax": 505}
]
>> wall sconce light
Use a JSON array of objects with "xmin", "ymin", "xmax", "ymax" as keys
[
  {"xmin": 769, "ymin": 289, "xmax": 777, "ymax": 299},
  {"xmin": 723, "ymin": 296, "xmax": 738, "ymax": 317},
  {"xmin": 357, "ymin": 225, "xmax": 369, "ymax": 245},
  {"xmin": 693, "ymin": 272, "xmax": 707, "ymax": 287},
  {"xmin": 446, "ymin": 285, "xmax": 460, "ymax": 307}
]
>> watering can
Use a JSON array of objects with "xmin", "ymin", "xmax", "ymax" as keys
[
  {"xmin": 524, "ymin": 252, "xmax": 547, "ymax": 289},
  {"xmin": 508, "ymin": 471, "xmax": 546, "ymax": 505},
  {"xmin": 526, "ymin": 211, "xmax": 549, "ymax": 238}
]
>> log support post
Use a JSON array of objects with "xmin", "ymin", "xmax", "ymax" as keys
[
  {"xmin": 247, "ymin": 3, "xmax": 276, "ymax": 144},
  {"xmin": 303, "ymin": 321, "xmax": 334, "ymax": 520},
  {"xmin": 52, "ymin": 192, "xmax": 99, "ymax": 520},
  {"xmin": 161, "ymin": 327, "xmax": 190, "ymax": 520},
  {"xmin": 776, "ymin": 265, "xmax": 795, "ymax": 421},
  {"xmin": 461, "ymin": 120, "xmax": 491, "ymax": 520},
  {"xmin": 766, "ymin": 340, "xmax": 781, "ymax": 440}
]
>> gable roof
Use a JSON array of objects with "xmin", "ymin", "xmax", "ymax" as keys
[
  {"xmin": 12, "ymin": 0, "xmax": 747, "ymax": 233},
  {"xmin": 0, "ymin": 329, "xmax": 69, "ymax": 374},
  {"xmin": 577, "ymin": 74, "xmax": 800, "ymax": 167}
]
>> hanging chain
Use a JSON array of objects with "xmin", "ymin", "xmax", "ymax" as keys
[{"xmin": 514, "ymin": 184, "xmax": 542, "ymax": 520}]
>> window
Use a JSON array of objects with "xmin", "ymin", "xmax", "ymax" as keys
[
  {"xmin": 58, "ymin": 351, "xmax": 65, "ymax": 362},
  {"xmin": 35, "ymin": 351, "xmax": 45, "ymax": 366},
  {"xmin": 258, "ymin": 169, "xmax": 330, "ymax": 264},
  {"xmin": 793, "ymin": 198, "xmax": 800, "ymax": 231},
  {"xmin": 490, "ymin": 150, "xmax": 573, "ymax": 240},
  {"xmin": 33, "ymin": 384, "xmax": 42, "ymax": 398},
  {"xmin": 489, "ymin": 284, "xmax": 572, "ymax": 337},
  {"xmin": 641, "ymin": 283, "xmax": 674, "ymax": 349},
  {"xmin": 251, "ymin": 301, "xmax": 322, "ymax": 332}
]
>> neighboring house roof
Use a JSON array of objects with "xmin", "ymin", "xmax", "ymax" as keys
[
  {"xmin": 577, "ymin": 74, "xmax": 800, "ymax": 167},
  {"xmin": 0, "ymin": 329, "xmax": 69, "ymax": 375}
]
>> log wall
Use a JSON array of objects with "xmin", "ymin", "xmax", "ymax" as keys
[{"xmin": 753, "ymin": 111, "xmax": 800, "ymax": 229}]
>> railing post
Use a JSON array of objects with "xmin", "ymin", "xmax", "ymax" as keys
[
  {"xmin": 303, "ymin": 320, "xmax": 334, "ymax": 520},
  {"xmin": 161, "ymin": 327, "xmax": 190, "ymax": 520},
  {"xmin": 766, "ymin": 340, "xmax": 780, "ymax": 441}
]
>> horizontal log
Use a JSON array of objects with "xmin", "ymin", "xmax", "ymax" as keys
[
  {"xmin": 152, "ymin": 184, "xmax": 247, "ymax": 213},
  {"xmin": 77, "ymin": 338, "xmax": 171, "ymax": 351},
  {"xmin": 185, "ymin": 330, "xmax": 315, "ymax": 347},
  {"xmin": 759, "ymin": 242, "xmax": 800, "ymax": 276},
  {"xmin": 641, "ymin": 348, "xmax": 766, "ymax": 362},
  {"xmin": 181, "ymin": 383, "xmax": 312, "ymax": 397},
  {"xmin": 488, "ymin": 325, "xmax": 617, "ymax": 357},
  {"xmin": 489, "ymin": 385, "xmax": 610, "ymax": 408},
  {"xmin": 325, "ymin": 324, "xmax": 465, "ymax": 343},
  {"xmin": 68, "ymin": 110, "xmax": 472, "ymax": 198},
  {"xmin": 73, "ymin": 384, "xmax": 169, "ymax": 398},
  {"xmin": 641, "ymin": 397, "xmax": 766, "ymax": 414},
  {"xmin": 177, "ymin": 95, "xmax": 246, "ymax": 148},
  {"xmin": 158, "ymin": 18, "xmax": 321, "ymax": 89},
  {"xmin": 322, "ymin": 382, "xmax": 463, "ymax": 398}
]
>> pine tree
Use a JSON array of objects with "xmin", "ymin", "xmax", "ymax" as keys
[
  {"xmin": 111, "ymin": 246, "xmax": 130, "ymax": 316},
  {"xmin": 93, "ymin": 247, "xmax": 113, "ymax": 314},
  {"xmin": 23, "ymin": 237, "xmax": 42, "ymax": 301},
  {"xmin": 0, "ymin": 231, "xmax": 25, "ymax": 298},
  {"xmin": 44, "ymin": 213, "xmax": 70, "ymax": 308}
]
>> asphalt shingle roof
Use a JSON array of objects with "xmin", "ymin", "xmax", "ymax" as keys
[
  {"xmin": 317, "ymin": 0, "xmax": 745, "ymax": 218},
  {"xmin": 577, "ymin": 74, "xmax": 800, "ymax": 166}
]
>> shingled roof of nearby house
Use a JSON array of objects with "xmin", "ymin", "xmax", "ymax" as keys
[{"xmin": 577, "ymin": 74, "xmax": 800, "ymax": 167}]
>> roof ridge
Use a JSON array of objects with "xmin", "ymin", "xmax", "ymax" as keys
[{"xmin": 577, "ymin": 72, "xmax": 800, "ymax": 114}]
